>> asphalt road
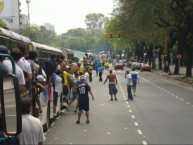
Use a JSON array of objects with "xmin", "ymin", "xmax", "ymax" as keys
[{"xmin": 44, "ymin": 69, "xmax": 193, "ymax": 145}]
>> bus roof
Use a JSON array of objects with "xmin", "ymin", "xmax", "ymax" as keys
[
  {"xmin": 0, "ymin": 27, "xmax": 31, "ymax": 43},
  {"xmin": 32, "ymin": 42, "xmax": 63, "ymax": 54},
  {"xmin": 60, "ymin": 48, "xmax": 74, "ymax": 55}
]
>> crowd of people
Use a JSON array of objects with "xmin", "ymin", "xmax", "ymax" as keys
[{"xmin": 0, "ymin": 46, "xmax": 139, "ymax": 145}]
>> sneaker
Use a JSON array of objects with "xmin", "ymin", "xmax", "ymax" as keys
[
  {"xmin": 110, "ymin": 98, "xmax": 113, "ymax": 101},
  {"xmin": 86, "ymin": 120, "xmax": 90, "ymax": 124},
  {"xmin": 76, "ymin": 120, "xmax": 80, "ymax": 124},
  {"xmin": 115, "ymin": 98, "xmax": 117, "ymax": 101}
]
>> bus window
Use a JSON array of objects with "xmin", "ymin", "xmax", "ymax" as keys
[
  {"xmin": 0, "ymin": 37, "xmax": 10, "ymax": 49},
  {"xmin": 10, "ymin": 41, "xmax": 18, "ymax": 50},
  {"xmin": 18, "ymin": 43, "xmax": 26, "ymax": 51}
]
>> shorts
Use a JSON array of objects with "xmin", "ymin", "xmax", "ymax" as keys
[
  {"xmin": 132, "ymin": 81, "xmax": 137, "ymax": 89},
  {"xmin": 109, "ymin": 84, "xmax": 118, "ymax": 95},
  {"xmin": 79, "ymin": 98, "xmax": 89, "ymax": 111},
  {"xmin": 70, "ymin": 90, "xmax": 77, "ymax": 101},
  {"xmin": 53, "ymin": 91, "xmax": 58, "ymax": 106}
]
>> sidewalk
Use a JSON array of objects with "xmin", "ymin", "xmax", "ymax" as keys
[{"xmin": 154, "ymin": 65, "xmax": 193, "ymax": 85}]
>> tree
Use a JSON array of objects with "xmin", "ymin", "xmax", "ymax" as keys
[
  {"xmin": 85, "ymin": 13, "xmax": 108, "ymax": 31},
  {"xmin": 107, "ymin": 0, "xmax": 193, "ymax": 76},
  {"xmin": 0, "ymin": 20, "xmax": 8, "ymax": 29}
]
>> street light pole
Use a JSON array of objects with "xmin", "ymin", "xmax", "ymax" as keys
[{"xmin": 26, "ymin": 0, "xmax": 30, "ymax": 26}]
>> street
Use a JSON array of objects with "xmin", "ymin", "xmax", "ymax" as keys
[{"xmin": 44, "ymin": 69, "xmax": 193, "ymax": 144}]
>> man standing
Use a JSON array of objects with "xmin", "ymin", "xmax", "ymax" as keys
[
  {"xmin": 18, "ymin": 98, "xmax": 45, "ymax": 145},
  {"xmin": 126, "ymin": 70, "xmax": 133, "ymax": 101},
  {"xmin": 76, "ymin": 75, "xmax": 94, "ymax": 124},
  {"xmin": 98, "ymin": 64, "xmax": 104, "ymax": 82},
  {"xmin": 131, "ymin": 68, "xmax": 139, "ymax": 96},
  {"xmin": 104, "ymin": 70, "xmax": 118, "ymax": 101}
]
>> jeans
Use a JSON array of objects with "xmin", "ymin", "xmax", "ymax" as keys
[
  {"xmin": 127, "ymin": 85, "xmax": 133, "ymax": 100},
  {"xmin": 99, "ymin": 72, "xmax": 103, "ymax": 82}
]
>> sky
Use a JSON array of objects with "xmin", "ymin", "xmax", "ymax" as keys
[{"xmin": 20, "ymin": 0, "xmax": 114, "ymax": 34}]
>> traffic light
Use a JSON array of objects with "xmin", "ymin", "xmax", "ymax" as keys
[{"xmin": 118, "ymin": 34, "xmax": 121, "ymax": 40}]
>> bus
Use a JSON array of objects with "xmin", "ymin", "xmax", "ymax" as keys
[
  {"xmin": 0, "ymin": 27, "xmax": 64, "ymax": 132},
  {"xmin": 32, "ymin": 42, "xmax": 63, "ymax": 131},
  {"xmin": 60, "ymin": 48, "xmax": 74, "ymax": 63}
]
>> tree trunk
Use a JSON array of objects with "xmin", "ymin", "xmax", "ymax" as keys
[
  {"xmin": 186, "ymin": 47, "xmax": 193, "ymax": 77},
  {"xmin": 173, "ymin": 58, "xmax": 179, "ymax": 74}
]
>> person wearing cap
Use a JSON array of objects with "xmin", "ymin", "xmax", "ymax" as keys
[
  {"xmin": 17, "ymin": 98, "xmax": 45, "ymax": 145},
  {"xmin": 76, "ymin": 75, "xmax": 94, "ymax": 124},
  {"xmin": 0, "ymin": 45, "xmax": 9, "ymax": 75},
  {"xmin": 31, "ymin": 75, "xmax": 46, "ymax": 117}
]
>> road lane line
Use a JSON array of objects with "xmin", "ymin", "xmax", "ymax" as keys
[
  {"xmin": 142, "ymin": 141, "xmax": 148, "ymax": 145},
  {"xmin": 129, "ymin": 110, "xmax": 132, "ymax": 113},
  {"xmin": 127, "ymin": 105, "xmax": 130, "ymax": 108},
  {"xmin": 134, "ymin": 122, "xmax": 138, "ymax": 126},
  {"xmin": 131, "ymin": 115, "xmax": 135, "ymax": 119},
  {"xmin": 186, "ymin": 102, "xmax": 190, "ymax": 104},
  {"xmin": 137, "ymin": 130, "xmax": 142, "ymax": 135}
]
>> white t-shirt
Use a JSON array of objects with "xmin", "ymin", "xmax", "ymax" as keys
[
  {"xmin": 85, "ymin": 72, "xmax": 89, "ymax": 84},
  {"xmin": 55, "ymin": 74, "xmax": 62, "ymax": 92},
  {"xmin": 126, "ymin": 73, "xmax": 132, "ymax": 86},
  {"xmin": 17, "ymin": 57, "xmax": 32, "ymax": 74},
  {"xmin": 3, "ymin": 60, "xmax": 25, "ymax": 85},
  {"xmin": 18, "ymin": 114, "xmax": 45, "ymax": 145}
]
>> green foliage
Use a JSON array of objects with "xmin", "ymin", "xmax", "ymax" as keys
[
  {"xmin": 85, "ymin": 13, "xmax": 109, "ymax": 31},
  {"xmin": 0, "ymin": 20, "xmax": 8, "ymax": 29}
]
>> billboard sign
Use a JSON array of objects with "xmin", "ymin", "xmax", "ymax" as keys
[{"xmin": 0, "ymin": 0, "xmax": 12, "ymax": 19}]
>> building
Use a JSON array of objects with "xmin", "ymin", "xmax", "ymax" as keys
[
  {"xmin": 20, "ymin": 14, "xmax": 28, "ymax": 27},
  {"xmin": 0, "ymin": 0, "xmax": 21, "ymax": 33},
  {"xmin": 44, "ymin": 23, "xmax": 55, "ymax": 31}
]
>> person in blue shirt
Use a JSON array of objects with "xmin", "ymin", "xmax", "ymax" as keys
[
  {"xmin": 131, "ymin": 68, "xmax": 139, "ymax": 96},
  {"xmin": 98, "ymin": 64, "xmax": 104, "ymax": 82},
  {"xmin": 95, "ymin": 61, "xmax": 99, "ymax": 77}
]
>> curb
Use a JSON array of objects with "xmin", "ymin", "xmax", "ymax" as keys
[{"xmin": 154, "ymin": 71, "xmax": 193, "ymax": 86}]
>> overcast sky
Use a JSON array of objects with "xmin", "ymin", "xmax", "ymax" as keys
[{"xmin": 20, "ymin": 0, "xmax": 114, "ymax": 34}]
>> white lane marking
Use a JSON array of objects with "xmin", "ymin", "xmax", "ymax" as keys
[
  {"xmin": 107, "ymin": 132, "xmax": 111, "ymax": 135},
  {"xmin": 134, "ymin": 122, "xmax": 139, "ymax": 126},
  {"xmin": 83, "ymin": 130, "xmax": 87, "ymax": 132},
  {"xmin": 138, "ymin": 130, "xmax": 143, "ymax": 135},
  {"xmin": 180, "ymin": 98, "xmax": 184, "ymax": 101},
  {"xmin": 131, "ymin": 115, "xmax": 135, "ymax": 119},
  {"xmin": 127, "ymin": 105, "xmax": 130, "ymax": 108},
  {"xmin": 167, "ymin": 92, "xmax": 171, "ymax": 94},
  {"xmin": 129, "ymin": 110, "xmax": 132, "ymax": 113},
  {"xmin": 186, "ymin": 102, "xmax": 190, "ymax": 105},
  {"xmin": 176, "ymin": 96, "xmax": 179, "ymax": 99},
  {"xmin": 124, "ymin": 127, "xmax": 128, "ymax": 130},
  {"xmin": 142, "ymin": 141, "xmax": 148, "ymax": 145},
  {"xmin": 171, "ymin": 94, "xmax": 174, "ymax": 96},
  {"xmin": 126, "ymin": 101, "xmax": 129, "ymax": 104}
]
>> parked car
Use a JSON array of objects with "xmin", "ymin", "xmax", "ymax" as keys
[
  {"xmin": 114, "ymin": 63, "xmax": 123, "ymax": 70},
  {"xmin": 141, "ymin": 64, "xmax": 151, "ymax": 72}
]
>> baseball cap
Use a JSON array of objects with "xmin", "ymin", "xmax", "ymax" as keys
[
  {"xmin": 36, "ymin": 75, "xmax": 46, "ymax": 82},
  {"xmin": 0, "ymin": 45, "xmax": 9, "ymax": 54}
]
